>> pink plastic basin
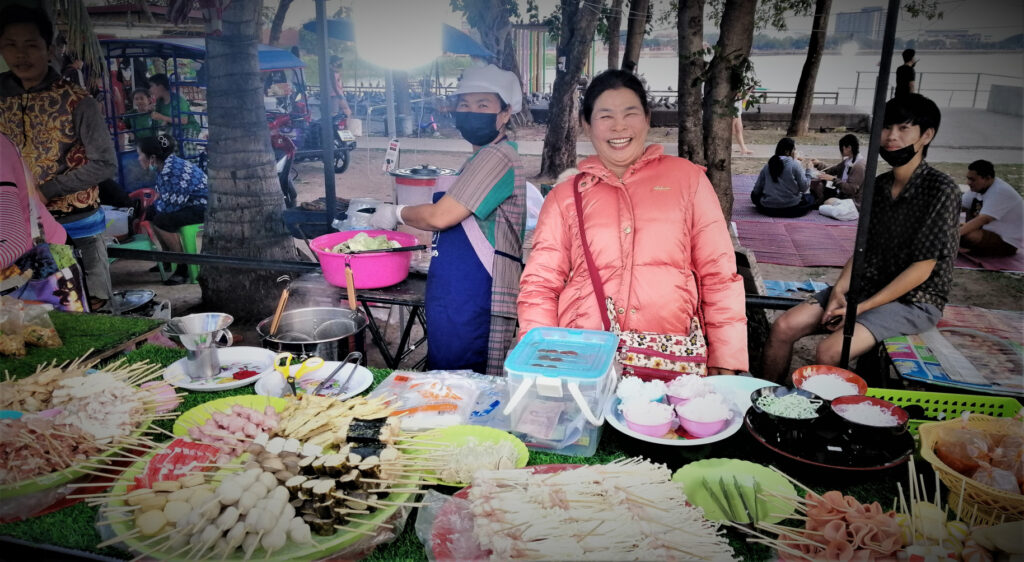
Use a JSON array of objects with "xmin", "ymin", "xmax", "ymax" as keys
[
  {"xmin": 311, "ymin": 230, "xmax": 419, "ymax": 289},
  {"xmin": 677, "ymin": 412, "xmax": 729, "ymax": 438},
  {"xmin": 625, "ymin": 418, "xmax": 674, "ymax": 438}
]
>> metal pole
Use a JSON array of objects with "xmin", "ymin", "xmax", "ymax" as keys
[
  {"xmin": 853, "ymin": 72, "xmax": 860, "ymax": 106},
  {"xmin": 385, "ymin": 69, "xmax": 397, "ymax": 140},
  {"xmin": 839, "ymin": 0, "xmax": 901, "ymax": 368},
  {"xmin": 315, "ymin": 0, "xmax": 337, "ymax": 227},
  {"xmin": 972, "ymin": 73, "xmax": 981, "ymax": 108}
]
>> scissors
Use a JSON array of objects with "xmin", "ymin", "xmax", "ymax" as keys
[{"xmin": 273, "ymin": 353, "xmax": 325, "ymax": 396}]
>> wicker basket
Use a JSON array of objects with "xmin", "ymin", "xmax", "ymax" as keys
[{"xmin": 919, "ymin": 414, "xmax": 1024, "ymax": 525}]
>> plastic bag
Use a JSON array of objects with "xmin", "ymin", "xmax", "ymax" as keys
[
  {"xmin": 414, "ymin": 489, "xmax": 487, "ymax": 562},
  {"xmin": 22, "ymin": 303, "xmax": 61, "ymax": 348},
  {"xmin": 818, "ymin": 198, "xmax": 859, "ymax": 221},
  {"xmin": 368, "ymin": 371, "xmax": 482, "ymax": 431},
  {"xmin": 0, "ymin": 297, "xmax": 26, "ymax": 357},
  {"xmin": 992, "ymin": 433, "xmax": 1024, "ymax": 487},
  {"xmin": 972, "ymin": 461, "xmax": 1021, "ymax": 495},
  {"xmin": 935, "ymin": 426, "xmax": 994, "ymax": 475}
]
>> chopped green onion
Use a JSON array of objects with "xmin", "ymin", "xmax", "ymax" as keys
[{"xmin": 755, "ymin": 393, "xmax": 822, "ymax": 419}]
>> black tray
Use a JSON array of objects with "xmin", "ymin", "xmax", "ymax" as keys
[{"xmin": 744, "ymin": 410, "xmax": 914, "ymax": 472}]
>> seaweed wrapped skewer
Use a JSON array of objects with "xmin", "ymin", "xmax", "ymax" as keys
[
  {"xmin": 350, "ymin": 442, "xmax": 386, "ymax": 460},
  {"xmin": 306, "ymin": 517, "xmax": 335, "ymax": 536},
  {"xmin": 297, "ymin": 455, "xmax": 316, "ymax": 474},
  {"xmin": 311, "ymin": 479, "xmax": 335, "ymax": 502},
  {"xmin": 311, "ymin": 456, "xmax": 328, "ymax": 476},
  {"xmin": 285, "ymin": 475, "xmax": 308, "ymax": 495},
  {"xmin": 312, "ymin": 501, "xmax": 334, "ymax": 519}
]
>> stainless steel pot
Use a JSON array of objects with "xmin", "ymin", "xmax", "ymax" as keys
[{"xmin": 256, "ymin": 307, "xmax": 367, "ymax": 362}]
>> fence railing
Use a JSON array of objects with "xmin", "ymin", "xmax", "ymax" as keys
[{"xmin": 851, "ymin": 71, "xmax": 1023, "ymax": 108}]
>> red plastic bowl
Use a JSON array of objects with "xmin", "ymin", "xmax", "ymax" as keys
[
  {"xmin": 311, "ymin": 229, "xmax": 419, "ymax": 289},
  {"xmin": 831, "ymin": 395, "xmax": 909, "ymax": 436},
  {"xmin": 791, "ymin": 365, "xmax": 867, "ymax": 399}
]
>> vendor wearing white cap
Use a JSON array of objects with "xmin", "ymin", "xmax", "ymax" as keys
[{"xmin": 372, "ymin": 64, "xmax": 526, "ymax": 376}]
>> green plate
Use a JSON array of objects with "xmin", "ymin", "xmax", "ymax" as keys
[
  {"xmin": 104, "ymin": 446, "xmax": 416, "ymax": 560},
  {"xmin": 172, "ymin": 395, "xmax": 289, "ymax": 437},
  {"xmin": 0, "ymin": 401, "xmax": 154, "ymax": 500},
  {"xmin": 671, "ymin": 458, "xmax": 797, "ymax": 524},
  {"xmin": 403, "ymin": 425, "xmax": 529, "ymax": 487}
]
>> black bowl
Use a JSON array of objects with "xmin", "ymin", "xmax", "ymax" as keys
[
  {"xmin": 749, "ymin": 386, "xmax": 826, "ymax": 434},
  {"xmin": 830, "ymin": 395, "xmax": 910, "ymax": 440}
]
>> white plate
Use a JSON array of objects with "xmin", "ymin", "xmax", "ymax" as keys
[
  {"xmin": 163, "ymin": 347, "xmax": 275, "ymax": 391},
  {"xmin": 605, "ymin": 375, "xmax": 778, "ymax": 446},
  {"xmin": 253, "ymin": 360, "xmax": 373, "ymax": 400}
]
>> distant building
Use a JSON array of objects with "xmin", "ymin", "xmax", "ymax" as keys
[{"xmin": 834, "ymin": 7, "xmax": 886, "ymax": 41}]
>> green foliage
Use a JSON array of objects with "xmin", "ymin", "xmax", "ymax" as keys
[
  {"xmin": 524, "ymin": 0, "xmax": 541, "ymax": 23},
  {"xmin": 450, "ymin": 0, "xmax": 521, "ymax": 29}
]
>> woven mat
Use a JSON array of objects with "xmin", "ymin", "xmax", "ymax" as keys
[{"xmin": 730, "ymin": 175, "xmax": 1024, "ymax": 272}]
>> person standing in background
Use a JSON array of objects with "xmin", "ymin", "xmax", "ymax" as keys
[
  {"xmin": 328, "ymin": 55, "xmax": 353, "ymax": 118},
  {"xmin": 895, "ymin": 49, "xmax": 917, "ymax": 98},
  {"xmin": 0, "ymin": 5, "xmax": 116, "ymax": 311}
]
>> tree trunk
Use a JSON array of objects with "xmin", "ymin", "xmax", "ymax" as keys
[
  {"xmin": 201, "ymin": 0, "xmax": 296, "ymax": 320},
  {"xmin": 268, "ymin": 0, "xmax": 293, "ymax": 46},
  {"xmin": 606, "ymin": 0, "xmax": 624, "ymax": 70},
  {"xmin": 787, "ymin": 0, "xmax": 831, "ymax": 136},
  {"xmin": 702, "ymin": 0, "xmax": 756, "ymax": 221},
  {"xmin": 621, "ymin": 0, "xmax": 650, "ymax": 72},
  {"xmin": 676, "ymin": 0, "xmax": 705, "ymax": 165},
  {"xmin": 394, "ymin": 70, "xmax": 412, "ymax": 136},
  {"xmin": 540, "ymin": 0, "xmax": 603, "ymax": 179}
]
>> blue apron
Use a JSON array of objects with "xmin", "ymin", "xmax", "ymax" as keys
[{"xmin": 425, "ymin": 192, "xmax": 491, "ymax": 373}]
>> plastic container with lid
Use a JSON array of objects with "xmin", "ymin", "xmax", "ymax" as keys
[{"xmin": 502, "ymin": 327, "xmax": 620, "ymax": 456}]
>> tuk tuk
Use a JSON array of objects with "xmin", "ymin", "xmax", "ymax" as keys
[{"xmin": 99, "ymin": 38, "xmax": 355, "ymax": 193}]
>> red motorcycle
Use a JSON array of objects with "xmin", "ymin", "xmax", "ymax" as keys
[{"xmin": 266, "ymin": 104, "xmax": 355, "ymax": 175}]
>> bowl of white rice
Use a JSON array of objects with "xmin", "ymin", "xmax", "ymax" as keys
[
  {"xmin": 791, "ymin": 365, "xmax": 867, "ymax": 401},
  {"xmin": 830, "ymin": 395, "xmax": 909, "ymax": 437}
]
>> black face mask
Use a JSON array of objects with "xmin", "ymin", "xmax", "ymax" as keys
[
  {"xmin": 454, "ymin": 111, "xmax": 500, "ymax": 146},
  {"xmin": 879, "ymin": 144, "xmax": 918, "ymax": 167}
]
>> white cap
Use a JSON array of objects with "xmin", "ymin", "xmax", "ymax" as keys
[{"xmin": 454, "ymin": 64, "xmax": 523, "ymax": 113}]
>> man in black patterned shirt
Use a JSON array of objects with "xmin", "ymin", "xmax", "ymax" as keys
[{"xmin": 763, "ymin": 94, "xmax": 959, "ymax": 382}]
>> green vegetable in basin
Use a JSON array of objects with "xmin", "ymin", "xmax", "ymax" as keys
[{"xmin": 327, "ymin": 232, "xmax": 401, "ymax": 254}]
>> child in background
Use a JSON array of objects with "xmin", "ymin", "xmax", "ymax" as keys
[{"xmin": 122, "ymin": 88, "xmax": 156, "ymax": 146}]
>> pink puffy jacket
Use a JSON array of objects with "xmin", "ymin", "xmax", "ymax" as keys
[{"xmin": 518, "ymin": 145, "xmax": 748, "ymax": 372}]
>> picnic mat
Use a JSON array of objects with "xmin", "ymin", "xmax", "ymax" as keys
[
  {"xmin": 731, "ymin": 173, "xmax": 1024, "ymax": 272},
  {"xmin": 883, "ymin": 305, "xmax": 1024, "ymax": 397}
]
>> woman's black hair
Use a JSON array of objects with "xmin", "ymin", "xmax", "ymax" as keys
[
  {"xmin": 148, "ymin": 73, "xmax": 171, "ymax": 91},
  {"xmin": 839, "ymin": 134, "xmax": 859, "ymax": 159},
  {"xmin": 138, "ymin": 133, "xmax": 176, "ymax": 160},
  {"xmin": 768, "ymin": 137, "xmax": 796, "ymax": 182},
  {"xmin": 581, "ymin": 69, "xmax": 649, "ymax": 124},
  {"xmin": 0, "ymin": 5, "xmax": 54, "ymax": 46}
]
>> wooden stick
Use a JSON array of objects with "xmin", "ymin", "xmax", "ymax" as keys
[{"xmin": 96, "ymin": 529, "xmax": 139, "ymax": 548}]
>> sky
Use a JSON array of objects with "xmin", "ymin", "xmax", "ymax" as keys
[{"xmin": 281, "ymin": 0, "xmax": 1024, "ymax": 42}]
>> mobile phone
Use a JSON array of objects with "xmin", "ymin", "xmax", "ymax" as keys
[{"xmin": 824, "ymin": 315, "xmax": 843, "ymax": 329}]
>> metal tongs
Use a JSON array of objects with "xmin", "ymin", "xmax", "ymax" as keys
[
  {"xmin": 702, "ymin": 476, "xmax": 762, "ymax": 535},
  {"xmin": 311, "ymin": 351, "xmax": 363, "ymax": 397}
]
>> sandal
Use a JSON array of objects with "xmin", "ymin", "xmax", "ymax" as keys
[{"xmin": 88, "ymin": 297, "xmax": 108, "ymax": 312}]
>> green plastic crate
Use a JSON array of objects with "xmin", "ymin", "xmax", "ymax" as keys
[{"xmin": 865, "ymin": 388, "xmax": 1022, "ymax": 435}]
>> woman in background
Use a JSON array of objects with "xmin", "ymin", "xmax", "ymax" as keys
[{"xmin": 751, "ymin": 137, "xmax": 815, "ymax": 218}]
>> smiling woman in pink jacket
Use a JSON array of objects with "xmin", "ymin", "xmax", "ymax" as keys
[{"xmin": 518, "ymin": 70, "xmax": 748, "ymax": 374}]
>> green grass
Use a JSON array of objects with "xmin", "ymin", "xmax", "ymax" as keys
[{"xmin": 0, "ymin": 313, "xmax": 164, "ymax": 379}]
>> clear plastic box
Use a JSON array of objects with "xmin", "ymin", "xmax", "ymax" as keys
[{"xmin": 502, "ymin": 327, "xmax": 619, "ymax": 456}]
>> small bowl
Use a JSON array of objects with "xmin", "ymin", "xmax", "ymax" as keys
[
  {"xmin": 625, "ymin": 418, "xmax": 674, "ymax": 437},
  {"xmin": 792, "ymin": 365, "xmax": 867, "ymax": 400},
  {"xmin": 667, "ymin": 394, "xmax": 693, "ymax": 407},
  {"xmin": 749, "ymin": 386, "xmax": 825, "ymax": 431},
  {"xmin": 677, "ymin": 413, "xmax": 729, "ymax": 438},
  {"xmin": 830, "ymin": 395, "xmax": 909, "ymax": 437}
]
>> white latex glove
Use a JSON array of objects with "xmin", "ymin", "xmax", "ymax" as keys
[{"xmin": 369, "ymin": 204, "xmax": 400, "ymax": 230}]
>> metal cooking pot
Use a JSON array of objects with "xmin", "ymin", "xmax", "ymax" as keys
[{"xmin": 256, "ymin": 307, "xmax": 367, "ymax": 362}]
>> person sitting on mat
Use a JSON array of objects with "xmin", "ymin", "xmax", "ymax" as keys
[
  {"xmin": 137, "ymin": 133, "xmax": 207, "ymax": 285},
  {"xmin": 812, "ymin": 134, "xmax": 866, "ymax": 205},
  {"xmin": 959, "ymin": 159, "xmax": 1023, "ymax": 257},
  {"xmin": 751, "ymin": 137, "xmax": 816, "ymax": 218},
  {"xmin": 763, "ymin": 94, "xmax": 959, "ymax": 383}
]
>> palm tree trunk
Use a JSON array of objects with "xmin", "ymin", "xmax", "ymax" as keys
[
  {"xmin": 540, "ymin": 0, "xmax": 603, "ymax": 179},
  {"xmin": 787, "ymin": 0, "xmax": 832, "ymax": 136},
  {"xmin": 702, "ymin": 0, "xmax": 756, "ymax": 221},
  {"xmin": 201, "ymin": 0, "xmax": 296, "ymax": 320},
  {"xmin": 606, "ymin": 0, "xmax": 624, "ymax": 70},
  {"xmin": 676, "ymin": 0, "xmax": 706, "ymax": 165},
  {"xmin": 621, "ymin": 0, "xmax": 650, "ymax": 72}
]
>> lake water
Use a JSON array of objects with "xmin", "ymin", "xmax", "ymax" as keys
[{"xmin": 545, "ymin": 51, "xmax": 1024, "ymax": 107}]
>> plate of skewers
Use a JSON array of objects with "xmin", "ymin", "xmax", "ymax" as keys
[
  {"xmin": 399, "ymin": 425, "xmax": 530, "ymax": 487},
  {"xmin": 96, "ymin": 395, "xmax": 433, "ymax": 559},
  {"xmin": 0, "ymin": 356, "xmax": 172, "ymax": 513}
]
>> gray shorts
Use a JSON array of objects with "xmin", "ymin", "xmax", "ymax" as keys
[{"xmin": 811, "ymin": 287, "xmax": 941, "ymax": 342}]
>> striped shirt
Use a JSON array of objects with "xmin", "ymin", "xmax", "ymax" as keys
[{"xmin": 445, "ymin": 139, "xmax": 525, "ymax": 375}]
